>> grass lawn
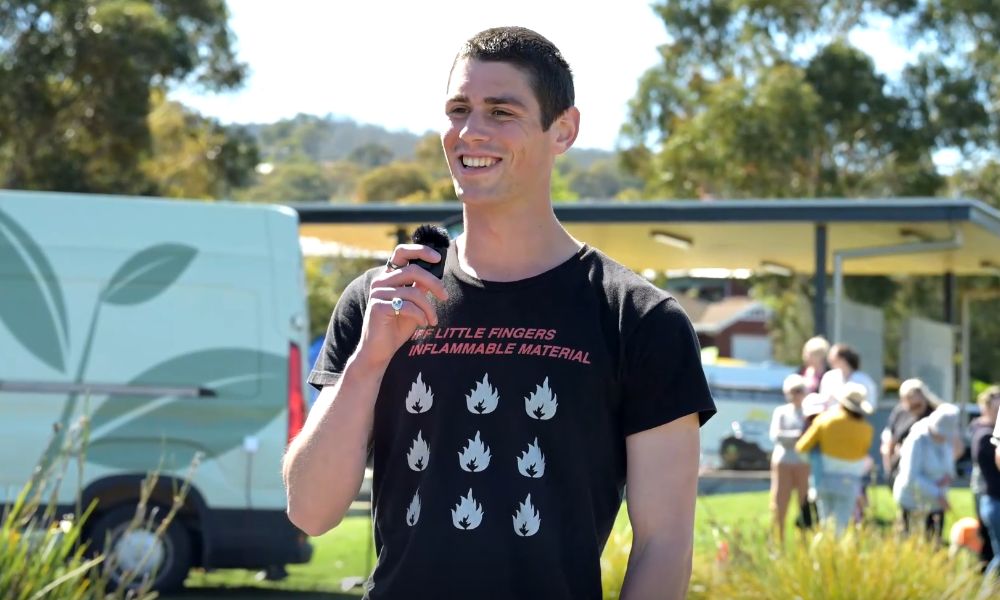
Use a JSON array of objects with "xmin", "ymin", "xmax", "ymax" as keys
[{"xmin": 169, "ymin": 486, "xmax": 979, "ymax": 599}]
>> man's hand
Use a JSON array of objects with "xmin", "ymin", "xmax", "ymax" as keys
[{"xmin": 357, "ymin": 244, "xmax": 448, "ymax": 367}]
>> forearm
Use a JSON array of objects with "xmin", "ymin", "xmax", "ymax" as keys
[
  {"xmin": 621, "ymin": 533, "xmax": 692, "ymax": 600},
  {"xmin": 282, "ymin": 353, "xmax": 386, "ymax": 535}
]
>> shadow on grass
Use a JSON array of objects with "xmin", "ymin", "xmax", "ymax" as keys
[{"xmin": 163, "ymin": 588, "xmax": 361, "ymax": 600}]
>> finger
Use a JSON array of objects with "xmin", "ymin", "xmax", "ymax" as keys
[
  {"xmin": 372, "ymin": 296, "xmax": 429, "ymax": 328},
  {"xmin": 387, "ymin": 244, "xmax": 443, "ymax": 270},
  {"xmin": 374, "ymin": 265, "xmax": 448, "ymax": 301},
  {"xmin": 371, "ymin": 287, "xmax": 438, "ymax": 326}
]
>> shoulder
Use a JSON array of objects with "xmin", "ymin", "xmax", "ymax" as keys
[{"xmin": 580, "ymin": 247, "xmax": 689, "ymax": 333}]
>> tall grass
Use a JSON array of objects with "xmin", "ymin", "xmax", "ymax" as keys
[
  {"xmin": 1, "ymin": 411, "xmax": 192, "ymax": 599},
  {"xmin": 601, "ymin": 500, "xmax": 1000, "ymax": 600}
]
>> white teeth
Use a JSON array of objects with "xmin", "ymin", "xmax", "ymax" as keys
[{"xmin": 462, "ymin": 156, "xmax": 497, "ymax": 168}]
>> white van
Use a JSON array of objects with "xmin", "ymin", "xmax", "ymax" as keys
[
  {"xmin": 698, "ymin": 361, "xmax": 797, "ymax": 469},
  {"xmin": 0, "ymin": 191, "xmax": 312, "ymax": 590}
]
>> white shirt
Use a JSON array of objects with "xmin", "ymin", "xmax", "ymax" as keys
[
  {"xmin": 819, "ymin": 368, "xmax": 879, "ymax": 409},
  {"xmin": 770, "ymin": 403, "xmax": 806, "ymax": 465}
]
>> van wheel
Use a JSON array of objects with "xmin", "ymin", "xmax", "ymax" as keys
[{"xmin": 88, "ymin": 504, "xmax": 192, "ymax": 593}]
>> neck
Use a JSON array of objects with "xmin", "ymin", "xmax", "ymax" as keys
[{"xmin": 456, "ymin": 201, "xmax": 581, "ymax": 282}]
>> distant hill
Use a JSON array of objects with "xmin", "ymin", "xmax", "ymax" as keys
[{"xmin": 243, "ymin": 113, "xmax": 613, "ymax": 167}]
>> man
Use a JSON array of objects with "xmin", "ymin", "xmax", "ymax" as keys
[
  {"xmin": 880, "ymin": 378, "xmax": 937, "ymax": 486},
  {"xmin": 819, "ymin": 343, "xmax": 879, "ymax": 410},
  {"xmin": 282, "ymin": 26, "xmax": 716, "ymax": 600}
]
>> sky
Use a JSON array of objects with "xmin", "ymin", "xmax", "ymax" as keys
[{"xmin": 171, "ymin": 1, "xmax": 912, "ymax": 152}]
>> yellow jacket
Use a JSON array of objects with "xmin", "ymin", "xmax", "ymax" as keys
[{"xmin": 796, "ymin": 407, "xmax": 873, "ymax": 475}]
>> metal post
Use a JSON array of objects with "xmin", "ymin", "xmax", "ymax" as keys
[
  {"xmin": 833, "ymin": 254, "xmax": 844, "ymax": 344},
  {"xmin": 831, "ymin": 231, "xmax": 963, "ymax": 346},
  {"xmin": 960, "ymin": 294, "xmax": 971, "ymax": 418},
  {"xmin": 943, "ymin": 271, "xmax": 956, "ymax": 324},
  {"xmin": 813, "ymin": 224, "xmax": 827, "ymax": 337}
]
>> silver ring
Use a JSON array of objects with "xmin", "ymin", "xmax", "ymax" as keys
[
  {"xmin": 386, "ymin": 258, "xmax": 404, "ymax": 271},
  {"xmin": 391, "ymin": 297, "xmax": 404, "ymax": 317}
]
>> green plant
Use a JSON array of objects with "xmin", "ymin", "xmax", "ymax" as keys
[
  {"xmin": 687, "ymin": 524, "xmax": 999, "ymax": 600},
  {"xmin": 1, "ymin": 410, "xmax": 195, "ymax": 599}
]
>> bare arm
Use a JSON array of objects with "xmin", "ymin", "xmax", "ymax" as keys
[
  {"xmin": 620, "ymin": 413, "xmax": 700, "ymax": 600},
  {"xmin": 282, "ymin": 244, "xmax": 446, "ymax": 536}
]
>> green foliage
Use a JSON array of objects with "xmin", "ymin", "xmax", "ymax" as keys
[
  {"xmin": 0, "ymin": 0, "xmax": 245, "ymax": 194},
  {"xmin": 0, "ymin": 409, "xmax": 193, "ymax": 600},
  {"xmin": 144, "ymin": 92, "xmax": 259, "ymax": 200},
  {"xmin": 252, "ymin": 114, "xmax": 422, "ymax": 164},
  {"xmin": 305, "ymin": 256, "xmax": 380, "ymax": 341},
  {"xmin": 950, "ymin": 161, "xmax": 1000, "ymax": 210},
  {"xmin": 240, "ymin": 162, "xmax": 341, "ymax": 203},
  {"xmin": 551, "ymin": 159, "xmax": 579, "ymax": 202},
  {"xmin": 600, "ymin": 489, "xmax": 989, "ymax": 600},
  {"xmin": 624, "ymin": 0, "xmax": 999, "ymax": 199},
  {"xmin": 347, "ymin": 143, "xmax": 394, "ymax": 169},
  {"xmin": 686, "ymin": 526, "xmax": 997, "ymax": 600},
  {"xmin": 355, "ymin": 163, "xmax": 431, "ymax": 203}
]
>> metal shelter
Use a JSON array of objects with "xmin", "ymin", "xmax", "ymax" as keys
[{"xmin": 292, "ymin": 197, "xmax": 1000, "ymax": 405}]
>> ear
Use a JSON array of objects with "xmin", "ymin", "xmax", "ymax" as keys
[{"xmin": 550, "ymin": 106, "xmax": 580, "ymax": 155}]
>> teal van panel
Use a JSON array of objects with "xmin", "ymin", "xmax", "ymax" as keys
[{"xmin": 0, "ymin": 191, "xmax": 303, "ymax": 510}]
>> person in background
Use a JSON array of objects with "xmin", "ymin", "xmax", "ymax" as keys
[
  {"xmin": 893, "ymin": 403, "xmax": 961, "ymax": 542},
  {"xmin": 881, "ymin": 378, "xmax": 938, "ymax": 487},
  {"xmin": 798, "ymin": 336, "xmax": 829, "ymax": 394},
  {"xmin": 795, "ymin": 383, "xmax": 875, "ymax": 534},
  {"xmin": 971, "ymin": 386, "xmax": 1000, "ymax": 574},
  {"xmin": 769, "ymin": 374, "xmax": 810, "ymax": 541},
  {"xmin": 819, "ymin": 343, "xmax": 879, "ymax": 409}
]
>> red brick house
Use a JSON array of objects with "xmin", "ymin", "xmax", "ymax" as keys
[{"xmin": 671, "ymin": 295, "xmax": 773, "ymax": 362}]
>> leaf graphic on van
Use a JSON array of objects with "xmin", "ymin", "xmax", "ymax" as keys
[
  {"xmin": 87, "ymin": 348, "xmax": 285, "ymax": 469},
  {"xmin": 0, "ymin": 207, "xmax": 69, "ymax": 372},
  {"xmin": 101, "ymin": 243, "xmax": 197, "ymax": 305}
]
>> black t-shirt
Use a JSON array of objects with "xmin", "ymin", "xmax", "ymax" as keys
[
  {"xmin": 971, "ymin": 422, "xmax": 1000, "ymax": 498},
  {"xmin": 309, "ymin": 244, "xmax": 716, "ymax": 600},
  {"xmin": 887, "ymin": 403, "xmax": 933, "ymax": 445}
]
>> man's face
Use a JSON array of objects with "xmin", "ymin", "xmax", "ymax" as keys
[
  {"xmin": 441, "ymin": 58, "xmax": 560, "ymax": 206},
  {"xmin": 827, "ymin": 349, "xmax": 844, "ymax": 370}
]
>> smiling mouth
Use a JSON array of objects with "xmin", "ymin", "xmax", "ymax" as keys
[{"xmin": 461, "ymin": 156, "xmax": 500, "ymax": 169}]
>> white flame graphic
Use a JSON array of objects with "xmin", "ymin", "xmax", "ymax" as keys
[
  {"xmin": 458, "ymin": 431, "xmax": 491, "ymax": 472},
  {"xmin": 466, "ymin": 373, "xmax": 499, "ymax": 414},
  {"xmin": 407, "ymin": 430, "xmax": 429, "ymax": 471},
  {"xmin": 512, "ymin": 494, "xmax": 540, "ymax": 537},
  {"xmin": 517, "ymin": 437, "xmax": 546, "ymax": 478},
  {"xmin": 405, "ymin": 372, "xmax": 433, "ymax": 414},
  {"xmin": 524, "ymin": 377, "xmax": 558, "ymax": 420},
  {"xmin": 451, "ymin": 488, "xmax": 484, "ymax": 530},
  {"xmin": 406, "ymin": 490, "xmax": 421, "ymax": 526}
]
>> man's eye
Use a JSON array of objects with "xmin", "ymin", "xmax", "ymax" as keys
[
  {"xmin": 492, "ymin": 109, "xmax": 512, "ymax": 117},
  {"xmin": 448, "ymin": 106, "xmax": 469, "ymax": 115}
]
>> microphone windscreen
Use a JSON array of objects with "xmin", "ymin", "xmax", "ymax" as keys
[{"xmin": 409, "ymin": 224, "xmax": 450, "ymax": 279}]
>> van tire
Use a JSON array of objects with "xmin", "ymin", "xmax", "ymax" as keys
[{"xmin": 88, "ymin": 504, "xmax": 193, "ymax": 593}]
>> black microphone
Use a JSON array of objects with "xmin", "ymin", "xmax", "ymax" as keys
[{"xmin": 410, "ymin": 224, "xmax": 450, "ymax": 279}]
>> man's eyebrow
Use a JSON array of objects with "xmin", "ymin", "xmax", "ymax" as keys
[{"xmin": 445, "ymin": 94, "xmax": 528, "ymax": 109}]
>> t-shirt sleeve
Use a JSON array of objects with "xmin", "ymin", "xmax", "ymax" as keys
[
  {"xmin": 620, "ymin": 298, "xmax": 716, "ymax": 436},
  {"xmin": 307, "ymin": 271, "xmax": 372, "ymax": 391}
]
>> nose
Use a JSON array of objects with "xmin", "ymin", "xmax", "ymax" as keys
[{"xmin": 458, "ymin": 109, "xmax": 490, "ymax": 143}]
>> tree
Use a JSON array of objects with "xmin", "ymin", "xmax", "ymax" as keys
[
  {"xmin": 355, "ymin": 163, "xmax": 431, "ymax": 203},
  {"xmin": 0, "ymin": 0, "xmax": 245, "ymax": 194},
  {"xmin": 949, "ymin": 162, "xmax": 1000, "ymax": 210},
  {"xmin": 305, "ymin": 256, "xmax": 380, "ymax": 341},
  {"xmin": 626, "ymin": 1, "xmax": 1000, "ymax": 380},
  {"xmin": 240, "ymin": 162, "xmax": 339, "ymax": 203},
  {"xmin": 348, "ymin": 142, "xmax": 394, "ymax": 168},
  {"xmin": 142, "ymin": 92, "xmax": 258, "ymax": 199},
  {"xmin": 622, "ymin": 1, "xmax": 998, "ymax": 199}
]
